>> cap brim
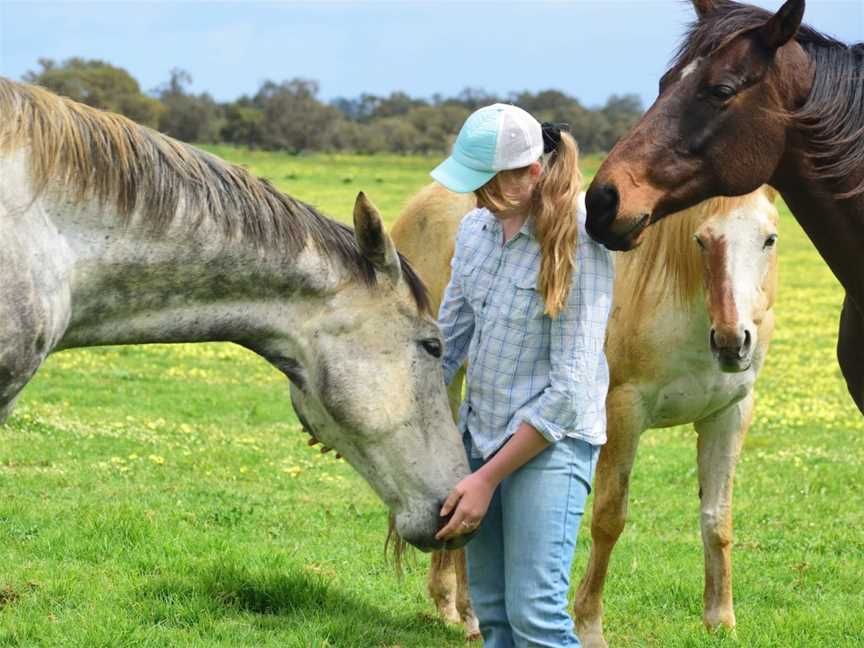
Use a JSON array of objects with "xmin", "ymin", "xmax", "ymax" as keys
[{"xmin": 430, "ymin": 156, "xmax": 495, "ymax": 193}]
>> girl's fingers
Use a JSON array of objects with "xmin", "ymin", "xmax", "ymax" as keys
[
  {"xmin": 439, "ymin": 489, "xmax": 463, "ymax": 517},
  {"xmin": 435, "ymin": 508, "xmax": 466, "ymax": 540}
]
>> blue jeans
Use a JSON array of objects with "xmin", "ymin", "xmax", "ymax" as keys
[{"xmin": 464, "ymin": 432, "xmax": 599, "ymax": 648}]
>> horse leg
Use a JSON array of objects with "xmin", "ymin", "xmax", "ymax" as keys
[
  {"xmin": 0, "ymin": 251, "xmax": 66, "ymax": 424},
  {"xmin": 453, "ymin": 546, "xmax": 480, "ymax": 640},
  {"xmin": 574, "ymin": 387, "xmax": 644, "ymax": 648},
  {"xmin": 693, "ymin": 393, "xmax": 753, "ymax": 631},
  {"xmin": 0, "ymin": 307, "xmax": 54, "ymax": 423},
  {"xmin": 427, "ymin": 550, "xmax": 462, "ymax": 625},
  {"xmin": 837, "ymin": 294, "xmax": 864, "ymax": 415},
  {"xmin": 426, "ymin": 364, "xmax": 479, "ymax": 636},
  {"xmin": 447, "ymin": 364, "xmax": 466, "ymax": 420},
  {"xmin": 447, "ymin": 365, "xmax": 480, "ymax": 638},
  {"xmin": 0, "ymin": 395, "xmax": 22, "ymax": 424},
  {"xmin": 0, "ymin": 346, "xmax": 46, "ymax": 423}
]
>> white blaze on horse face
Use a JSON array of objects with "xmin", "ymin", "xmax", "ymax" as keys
[
  {"xmin": 680, "ymin": 57, "xmax": 703, "ymax": 80},
  {"xmin": 697, "ymin": 194, "xmax": 778, "ymax": 368}
]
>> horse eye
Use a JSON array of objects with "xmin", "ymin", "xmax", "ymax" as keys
[
  {"xmin": 764, "ymin": 234, "xmax": 778, "ymax": 249},
  {"xmin": 420, "ymin": 338, "xmax": 442, "ymax": 358},
  {"xmin": 694, "ymin": 235, "xmax": 706, "ymax": 250},
  {"xmin": 708, "ymin": 84, "xmax": 736, "ymax": 102}
]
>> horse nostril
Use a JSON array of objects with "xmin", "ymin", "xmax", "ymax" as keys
[
  {"xmin": 586, "ymin": 183, "xmax": 620, "ymax": 234},
  {"xmin": 743, "ymin": 329, "xmax": 752, "ymax": 349},
  {"xmin": 710, "ymin": 328, "xmax": 719, "ymax": 351}
]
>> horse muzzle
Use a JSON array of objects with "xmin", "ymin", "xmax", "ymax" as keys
[{"xmin": 710, "ymin": 327, "xmax": 754, "ymax": 373}]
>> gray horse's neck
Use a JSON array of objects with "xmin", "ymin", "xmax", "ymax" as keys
[{"xmin": 50, "ymin": 200, "xmax": 336, "ymax": 354}]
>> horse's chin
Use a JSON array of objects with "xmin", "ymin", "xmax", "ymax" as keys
[
  {"xmin": 443, "ymin": 532, "xmax": 476, "ymax": 551},
  {"xmin": 715, "ymin": 354, "xmax": 753, "ymax": 374},
  {"xmin": 590, "ymin": 214, "xmax": 651, "ymax": 252}
]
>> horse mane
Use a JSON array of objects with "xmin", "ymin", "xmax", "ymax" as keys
[
  {"xmin": 622, "ymin": 190, "xmax": 774, "ymax": 312},
  {"xmin": 671, "ymin": 1, "xmax": 864, "ymax": 199},
  {"xmin": 0, "ymin": 77, "xmax": 430, "ymax": 313}
]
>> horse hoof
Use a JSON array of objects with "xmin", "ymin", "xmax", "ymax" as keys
[
  {"xmin": 580, "ymin": 635, "xmax": 608, "ymax": 648},
  {"xmin": 463, "ymin": 614, "xmax": 480, "ymax": 641},
  {"xmin": 703, "ymin": 609, "xmax": 736, "ymax": 632},
  {"xmin": 576, "ymin": 621, "xmax": 608, "ymax": 648}
]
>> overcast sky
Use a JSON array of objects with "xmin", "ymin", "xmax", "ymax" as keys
[{"xmin": 1, "ymin": 1, "xmax": 861, "ymax": 108}]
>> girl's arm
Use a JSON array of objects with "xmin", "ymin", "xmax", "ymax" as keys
[
  {"xmin": 520, "ymin": 228, "xmax": 615, "ymax": 443},
  {"xmin": 436, "ymin": 420, "xmax": 547, "ymax": 540},
  {"xmin": 438, "ymin": 219, "xmax": 476, "ymax": 385}
]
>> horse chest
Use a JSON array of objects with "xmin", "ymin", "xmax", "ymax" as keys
[{"xmin": 648, "ymin": 365, "xmax": 754, "ymax": 428}]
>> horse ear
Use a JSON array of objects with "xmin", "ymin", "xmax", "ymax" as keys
[
  {"xmin": 692, "ymin": 0, "xmax": 718, "ymax": 19},
  {"xmin": 759, "ymin": 0, "xmax": 805, "ymax": 50},
  {"xmin": 353, "ymin": 192, "xmax": 401, "ymax": 284}
]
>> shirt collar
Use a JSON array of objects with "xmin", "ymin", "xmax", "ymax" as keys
[{"xmin": 481, "ymin": 209, "xmax": 536, "ymax": 242}]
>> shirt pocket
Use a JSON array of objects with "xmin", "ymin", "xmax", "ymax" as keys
[
  {"xmin": 459, "ymin": 261, "xmax": 484, "ymax": 313},
  {"xmin": 505, "ymin": 268, "xmax": 546, "ymax": 331}
]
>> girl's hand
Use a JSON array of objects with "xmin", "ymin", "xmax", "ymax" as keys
[{"xmin": 435, "ymin": 472, "xmax": 496, "ymax": 540}]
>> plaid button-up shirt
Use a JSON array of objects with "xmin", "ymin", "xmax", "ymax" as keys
[{"xmin": 439, "ymin": 197, "xmax": 614, "ymax": 459}]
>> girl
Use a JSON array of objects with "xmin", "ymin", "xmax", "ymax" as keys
[{"xmin": 432, "ymin": 104, "xmax": 614, "ymax": 647}]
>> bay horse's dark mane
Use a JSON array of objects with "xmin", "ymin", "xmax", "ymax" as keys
[
  {"xmin": 0, "ymin": 77, "xmax": 430, "ymax": 314},
  {"xmin": 671, "ymin": 1, "xmax": 864, "ymax": 198}
]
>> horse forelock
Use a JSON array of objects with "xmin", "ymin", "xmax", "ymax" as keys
[
  {"xmin": 624, "ymin": 189, "xmax": 775, "ymax": 313},
  {"xmin": 0, "ymin": 77, "xmax": 431, "ymax": 314}
]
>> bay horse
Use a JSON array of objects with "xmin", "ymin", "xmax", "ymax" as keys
[
  {"xmin": 584, "ymin": 0, "xmax": 864, "ymax": 414},
  {"xmin": 391, "ymin": 183, "xmax": 779, "ymax": 643},
  {"xmin": 0, "ymin": 77, "xmax": 472, "ymax": 552}
]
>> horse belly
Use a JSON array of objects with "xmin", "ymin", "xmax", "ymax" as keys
[{"xmin": 650, "ymin": 372, "xmax": 753, "ymax": 428}]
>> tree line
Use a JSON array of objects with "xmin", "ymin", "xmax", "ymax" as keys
[{"xmin": 24, "ymin": 58, "xmax": 643, "ymax": 155}]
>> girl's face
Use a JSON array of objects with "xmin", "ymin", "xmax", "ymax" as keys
[{"xmin": 499, "ymin": 161, "xmax": 542, "ymax": 211}]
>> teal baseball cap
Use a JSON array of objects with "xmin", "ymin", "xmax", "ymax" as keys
[{"xmin": 431, "ymin": 103, "xmax": 544, "ymax": 193}]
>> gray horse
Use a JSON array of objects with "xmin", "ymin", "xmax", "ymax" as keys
[{"xmin": 0, "ymin": 77, "xmax": 470, "ymax": 551}]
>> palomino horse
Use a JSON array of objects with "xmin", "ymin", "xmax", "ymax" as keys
[
  {"xmin": 0, "ymin": 77, "xmax": 472, "ymax": 552},
  {"xmin": 585, "ymin": 0, "xmax": 864, "ymax": 415},
  {"xmin": 391, "ymin": 183, "xmax": 779, "ymax": 642}
]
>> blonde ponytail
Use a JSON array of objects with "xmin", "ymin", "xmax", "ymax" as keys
[{"xmin": 532, "ymin": 132, "xmax": 582, "ymax": 317}]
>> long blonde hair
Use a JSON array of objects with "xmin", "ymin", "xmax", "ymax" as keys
[{"xmin": 474, "ymin": 132, "xmax": 582, "ymax": 317}]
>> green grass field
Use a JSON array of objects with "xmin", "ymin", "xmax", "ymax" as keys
[{"xmin": 1, "ymin": 148, "xmax": 861, "ymax": 647}]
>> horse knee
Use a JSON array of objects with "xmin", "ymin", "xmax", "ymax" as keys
[
  {"xmin": 700, "ymin": 508, "xmax": 732, "ymax": 549},
  {"xmin": 428, "ymin": 550, "xmax": 461, "ymax": 623},
  {"xmin": 592, "ymin": 511, "xmax": 626, "ymax": 548},
  {"xmin": 591, "ymin": 475, "xmax": 630, "ymax": 544}
]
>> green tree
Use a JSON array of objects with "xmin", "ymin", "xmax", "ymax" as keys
[
  {"xmin": 221, "ymin": 101, "xmax": 265, "ymax": 148},
  {"xmin": 156, "ymin": 69, "xmax": 223, "ymax": 143},
  {"xmin": 24, "ymin": 57, "xmax": 163, "ymax": 127},
  {"xmin": 253, "ymin": 79, "xmax": 341, "ymax": 152}
]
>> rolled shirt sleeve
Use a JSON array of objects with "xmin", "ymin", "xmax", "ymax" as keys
[{"xmin": 519, "ymin": 231, "xmax": 615, "ymax": 443}]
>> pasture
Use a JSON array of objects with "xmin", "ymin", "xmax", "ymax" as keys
[{"xmin": 0, "ymin": 147, "xmax": 861, "ymax": 647}]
